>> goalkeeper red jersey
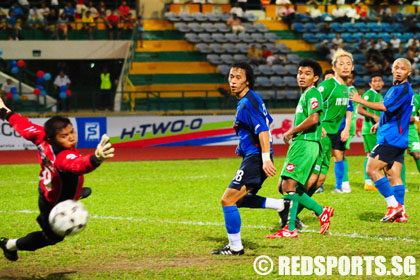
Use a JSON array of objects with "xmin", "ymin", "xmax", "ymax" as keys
[{"xmin": 8, "ymin": 113, "xmax": 100, "ymax": 204}]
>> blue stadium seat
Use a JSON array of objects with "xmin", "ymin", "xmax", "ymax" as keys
[
  {"xmin": 331, "ymin": 23, "xmax": 345, "ymax": 33},
  {"xmin": 341, "ymin": 33, "xmax": 356, "ymax": 43},
  {"xmin": 295, "ymin": 12, "xmax": 310, "ymax": 22},
  {"xmin": 205, "ymin": 12, "xmax": 221, "ymax": 22},
  {"xmin": 254, "ymin": 23, "xmax": 267, "ymax": 33},
  {"xmin": 243, "ymin": 23, "xmax": 256, "ymax": 33},
  {"xmin": 207, "ymin": 54, "xmax": 222, "ymax": 65},
  {"xmin": 179, "ymin": 12, "xmax": 194, "ymax": 22},
  {"xmin": 259, "ymin": 65, "xmax": 274, "ymax": 76},
  {"xmin": 272, "ymin": 65, "xmax": 287, "ymax": 75},
  {"xmin": 255, "ymin": 77, "xmax": 272, "ymax": 87},
  {"xmin": 238, "ymin": 33, "xmax": 254, "ymax": 43},
  {"xmin": 212, "ymin": 33, "xmax": 228, "ymax": 43},
  {"xmin": 215, "ymin": 23, "xmax": 230, "ymax": 33},
  {"xmin": 233, "ymin": 54, "xmax": 247, "ymax": 63},
  {"xmin": 284, "ymin": 76, "xmax": 296, "ymax": 87},
  {"xmin": 220, "ymin": 54, "xmax": 234, "ymax": 65},
  {"xmin": 244, "ymin": 12, "xmax": 258, "ymax": 22},
  {"xmin": 222, "ymin": 43, "xmax": 236, "ymax": 53},
  {"xmin": 175, "ymin": 23, "xmax": 190, "ymax": 33},
  {"xmin": 367, "ymin": 22, "xmax": 382, "ymax": 32},
  {"xmin": 303, "ymin": 33, "xmax": 318, "ymax": 43},
  {"xmin": 251, "ymin": 33, "xmax": 266, "ymax": 43},
  {"xmin": 226, "ymin": 33, "xmax": 240, "ymax": 43},
  {"xmin": 217, "ymin": 64, "xmax": 230, "ymax": 76},
  {"xmin": 185, "ymin": 33, "xmax": 200, "ymax": 43},
  {"xmin": 209, "ymin": 43, "xmax": 224, "ymax": 54},
  {"xmin": 315, "ymin": 33, "xmax": 328, "ymax": 42},
  {"xmin": 276, "ymin": 44, "xmax": 291, "ymax": 54},
  {"xmin": 271, "ymin": 76, "xmax": 285, "ymax": 87},
  {"xmin": 292, "ymin": 23, "xmax": 306, "ymax": 33},
  {"xmin": 353, "ymin": 76, "xmax": 364, "ymax": 87},
  {"xmin": 196, "ymin": 43, "xmax": 211, "ymax": 54},
  {"xmin": 199, "ymin": 33, "xmax": 213, "ymax": 43},
  {"xmin": 381, "ymin": 23, "xmax": 393, "ymax": 33},
  {"xmin": 236, "ymin": 43, "xmax": 249, "ymax": 53},
  {"xmin": 264, "ymin": 33, "xmax": 279, "ymax": 43},
  {"xmin": 202, "ymin": 23, "xmax": 217, "ymax": 33},
  {"xmin": 285, "ymin": 90, "xmax": 299, "ymax": 99},
  {"xmin": 353, "ymin": 54, "xmax": 366, "ymax": 64},
  {"xmin": 304, "ymin": 23, "xmax": 319, "ymax": 33},
  {"xmin": 251, "ymin": 64, "xmax": 261, "ymax": 75},
  {"xmin": 165, "ymin": 12, "xmax": 180, "ymax": 22},
  {"xmin": 343, "ymin": 23, "xmax": 357, "ymax": 33},
  {"xmin": 188, "ymin": 23, "xmax": 202, "ymax": 33},
  {"xmin": 355, "ymin": 22, "xmax": 368, "ymax": 32},
  {"xmin": 192, "ymin": 13, "xmax": 207, "ymax": 22},
  {"xmin": 285, "ymin": 65, "xmax": 298, "ymax": 75}
]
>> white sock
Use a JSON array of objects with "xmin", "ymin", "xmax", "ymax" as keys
[
  {"xmin": 385, "ymin": 196, "xmax": 398, "ymax": 208},
  {"xmin": 342, "ymin": 181, "xmax": 350, "ymax": 188},
  {"xmin": 403, "ymin": 205, "xmax": 406, "ymax": 212},
  {"xmin": 365, "ymin": 179, "xmax": 372, "ymax": 185},
  {"xmin": 265, "ymin": 198, "xmax": 284, "ymax": 211},
  {"xmin": 227, "ymin": 233, "xmax": 243, "ymax": 251},
  {"xmin": 6, "ymin": 239, "xmax": 17, "ymax": 251}
]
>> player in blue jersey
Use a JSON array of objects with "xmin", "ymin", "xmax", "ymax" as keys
[
  {"xmin": 350, "ymin": 58, "xmax": 414, "ymax": 222},
  {"xmin": 212, "ymin": 62, "xmax": 283, "ymax": 255}
]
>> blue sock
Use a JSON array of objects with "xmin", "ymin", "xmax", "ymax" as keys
[
  {"xmin": 238, "ymin": 194, "xmax": 266, "ymax": 209},
  {"xmin": 222, "ymin": 206, "xmax": 241, "ymax": 234},
  {"xmin": 391, "ymin": 185, "xmax": 405, "ymax": 205},
  {"xmin": 334, "ymin": 160, "xmax": 344, "ymax": 189},
  {"xmin": 374, "ymin": 177, "xmax": 393, "ymax": 198}
]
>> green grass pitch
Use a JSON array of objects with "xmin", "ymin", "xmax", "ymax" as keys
[{"xmin": 0, "ymin": 155, "xmax": 419, "ymax": 279}]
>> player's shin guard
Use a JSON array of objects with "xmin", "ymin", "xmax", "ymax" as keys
[
  {"xmin": 391, "ymin": 185, "xmax": 405, "ymax": 205},
  {"xmin": 334, "ymin": 160, "xmax": 344, "ymax": 189},
  {"xmin": 283, "ymin": 193, "xmax": 299, "ymax": 231},
  {"xmin": 374, "ymin": 177, "xmax": 398, "ymax": 207},
  {"xmin": 296, "ymin": 186, "xmax": 317, "ymax": 215},
  {"xmin": 401, "ymin": 162, "xmax": 406, "ymax": 186},
  {"xmin": 297, "ymin": 192, "xmax": 323, "ymax": 216},
  {"xmin": 222, "ymin": 206, "xmax": 242, "ymax": 250},
  {"xmin": 343, "ymin": 157, "xmax": 349, "ymax": 182}
]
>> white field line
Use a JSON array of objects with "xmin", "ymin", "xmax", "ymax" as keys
[{"xmin": 2, "ymin": 210, "xmax": 418, "ymax": 243}]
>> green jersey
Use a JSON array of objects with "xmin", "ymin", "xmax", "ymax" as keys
[
  {"xmin": 348, "ymin": 86, "xmax": 358, "ymax": 135},
  {"xmin": 409, "ymin": 93, "xmax": 420, "ymax": 131},
  {"xmin": 293, "ymin": 86, "xmax": 323, "ymax": 142},
  {"xmin": 317, "ymin": 77, "xmax": 349, "ymax": 134},
  {"xmin": 361, "ymin": 88, "xmax": 383, "ymax": 135}
]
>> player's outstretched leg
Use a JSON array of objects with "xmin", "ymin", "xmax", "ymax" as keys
[
  {"xmin": 212, "ymin": 205, "xmax": 244, "ymax": 255},
  {"xmin": 334, "ymin": 160, "xmax": 344, "ymax": 192},
  {"xmin": 364, "ymin": 158, "xmax": 377, "ymax": 191},
  {"xmin": 0, "ymin": 237, "xmax": 18, "ymax": 261},
  {"xmin": 266, "ymin": 193, "xmax": 298, "ymax": 238}
]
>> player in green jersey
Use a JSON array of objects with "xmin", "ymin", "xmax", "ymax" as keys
[
  {"xmin": 357, "ymin": 73, "xmax": 384, "ymax": 191},
  {"xmin": 407, "ymin": 93, "xmax": 420, "ymax": 172},
  {"xmin": 266, "ymin": 59, "xmax": 334, "ymax": 238},
  {"xmin": 305, "ymin": 49, "xmax": 354, "ymax": 194}
]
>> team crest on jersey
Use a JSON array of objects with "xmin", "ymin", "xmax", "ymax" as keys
[
  {"xmin": 310, "ymin": 98, "xmax": 319, "ymax": 110},
  {"xmin": 318, "ymin": 86, "xmax": 324, "ymax": 92},
  {"xmin": 364, "ymin": 96, "xmax": 369, "ymax": 100},
  {"xmin": 286, "ymin": 163, "xmax": 295, "ymax": 172},
  {"xmin": 296, "ymin": 105, "xmax": 303, "ymax": 113}
]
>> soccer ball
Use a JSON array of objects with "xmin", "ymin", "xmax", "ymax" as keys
[{"xmin": 49, "ymin": 200, "xmax": 89, "ymax": 237}]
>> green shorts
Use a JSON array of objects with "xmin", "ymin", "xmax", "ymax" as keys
[
  {"xmin": 313, "ymin": 135, "xmax": 332, "ymax": 176},
  {"xmin": 363, "ymin": 134, "xmax": 377, "ymax": 154},
  {"xmin": 345, "ymin": 133, "xmax": 355, "ymax": 150},
  {"xmin": 281, "ymin": 140, "xmax": 320, "ymax": 185},
  {"xmin": 408, "ymin": 126, "xmax": 420, "ymax": 153}
]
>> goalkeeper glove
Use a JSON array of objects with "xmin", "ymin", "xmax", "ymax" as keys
[
  {"xmin": 0, "ymin": 98, "xmax": 11, "ymax": 121},
  {"xmin": 95, "ymin": 134, "xmax": 115, "ymax": 162}
]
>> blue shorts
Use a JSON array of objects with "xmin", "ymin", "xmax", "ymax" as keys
[
  {"xmin": 369, "ymin": 144, "xmax": 405, "ymax": 165},
  {"xmin": 228, "ymin": 154, "xmax": 270, "ymax": 194}
]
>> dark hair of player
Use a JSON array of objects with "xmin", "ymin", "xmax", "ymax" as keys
[
  {"xmin": 323, "ymin": 69, "xmax": 335, "ymax": 79},
  {"xmin": 370, "ymin": 72, "xmax": 382, "ymax": 81},
  {"xmin": 229, "ymin": 62, "xmax": 255, "ymax": 90},
  {"xmin": 44, "ymin": 116, "xmax": 72, "ymax": 142},
  {"xmin": 298, "ymin": 59, "xmax": 323, "ymax": 86}
]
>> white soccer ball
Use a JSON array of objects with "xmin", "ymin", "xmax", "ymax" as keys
[{"xmin": 49, "ymin": 200, "xmax": 89, "ymax": 237}]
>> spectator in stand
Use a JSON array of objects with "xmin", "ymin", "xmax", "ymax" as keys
[
  {"xmin": 319, "ymin": 40, "xmax": 330, "ymax": 59},
  {"xmin": 227, "ymin": 13, "xmax": 245, "ymax": 34},
  {"xmin": 262, "ymin": 45, "xmax": 276, "ymax": 65},
  {"xmin": 97, "ymin": 1, "xmax": 107, "ymax": 20},
  {"xmin": 374, "ymin": 37, "xmax": 387, "ymax": 52},
  {"xmin": 407, "ymin": 43, "xmax": 419, "ymax": 64},
  {"xmin": 230, "ymin": 3, "xmax": 244, "ymax": 19},
  {"xmin": 356, "ymin": 2, "xmax": 368, "ymax": 21},
  {"xmin": 28, "ymin": 5, "xmax": 43, "ymax": 28},
  {"xmin": 107, "ymin": 9, "xmax": 121, "ymax": 40},
  {"xmin": 382, "ymin": 42, "xmax": 395, "ymax": 72},
  {"xmin": 137, "ymin": 15, "xmax": 144, "ymax": 48},
  {"xmin": 332, "ymin": 5, "xmax": 348, "ymax": 22},
  {"xmin": 39, "ymin": 2, "xmax": 50, "ymax": 29},
  {"xmin": 50, "ymin": 0, "xmax": 60, "ymax": 13},
  {"xmin": 331, "ymin": 33, "xmax": 344, "ymax": 49},
  {"xmin": 379, "ymin": 6, "xmax": 392, "ymax": 23},
  {"xmin": 46, "ymin": 8, "xmax": 58, "ymax": 39},
  {"xmin": 405, "ymin": 15, "xmax": 420, "ymax": 33},
  {"xmin": 0, "ymin": 8, "xmax": 6, "ymax": 29},
  {"xmin": 9, "ymin": 2, "xmax": 24, "ymax": 21},
  {"xmin": 82, "ymin": 10, "xmax": 94, "ymax": 40},
  {"xmin": 390, "ymin": 34, "xmax": 401, "ymax": 54},
  {"xmin": 367, "ymin": 37, "xmax": 377, "ymax": 51},
  {"xmin": 406, "ymin": 36, "xmax": 419, "ymax": 49},
  {"xmin": 18, "ymin": 0, "xmax": 30, "ymax": 21},
  {"xmin": 63, "ymin": 2, "xmax": 76, "ymax": 22},
  {"xmin": 57, "ymin": 12, "xmax": 69, "ymax": 40},
  {"xmin": 119, "ymin": 1, "xmax": 134, "ymax": 30},
  {"xmin": 278, "ymin": 4, "xmax": 295, "ymax": 27},
  {"xmin": 99, "ymin": 66, "xmax": 113, "ymax": 111},
  {"xmin": 345, "ymin": 3, "xmax": 360, "ymax": 23},
  {"xmin": 54, "ymin": 70, "xmax": 71, "ymax": 112},
  {"xmin": 365, "ymin": 56, "xmax": 382, "ymax": 73},
  {"xmin": 6, "ymin": 10, "xmax": 20, "ymax": 40},
  {"xmin": 1, "ymin": 79, "xmax": 13, "ymax": 101},
  {"xmin": 248, "ymin": 44, "xmax": 262, "ymax": 64},
  {"xmin": 86, "ymin": 1, "xmax": 99, "ymax": 20},
  {"xmin": 76, "ymin": 0, "xmax": 86, "ymax": 19},
  {"xmin": 308, "ymin": 4, "xmax": 322, "ymax": 22}
]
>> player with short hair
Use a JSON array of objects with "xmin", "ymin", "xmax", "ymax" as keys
[
  {"xmin": 407, "ymin": 92, "xmax": 420, "ymax": 174},
  {"xmin": 266, "ymin": 59, "xmax": 334, "ymax": 238},
  {"xmin": 0, "ymin": 99, "xmax": 114, "ymax": 261},
  {"xmin": 350, "ymin": 58, "xmax": 414, "ymax": 222},
  {"xmin": 212, "ymin": 62, "xmax": 283, "ymax": 255},
  {"xmin": 303, "ymin": 49, "xmax": 354, "ymax": 196},
  {"xmin": 357, "ymin": 73, "xmax": 384, "ymax": 191},
  {"xmin": 331, "ymin": 71, "xmax": 355, "ymax": 193}
]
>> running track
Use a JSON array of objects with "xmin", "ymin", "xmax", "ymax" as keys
[{"xmin": 0, "ymin": 143, "xmax": 365, "ymax": 164}]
